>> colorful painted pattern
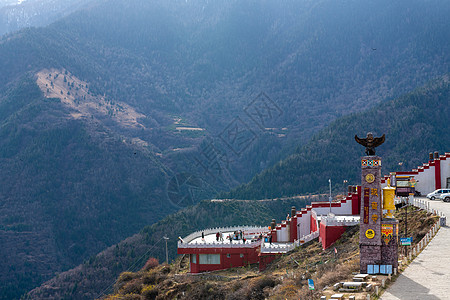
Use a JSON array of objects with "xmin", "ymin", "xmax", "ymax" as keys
[
  {"xmin": 381, "ymin": 224, "xmax": 393, "ymax": 245},
  {"xmin": 361, "ymin": 159, "xmax": 381, "ymax": 167}
]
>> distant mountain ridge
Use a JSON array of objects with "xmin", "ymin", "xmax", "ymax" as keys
[
  {"xmin": 0, "ymin": 0, "xmax": 92, "ymax": 36},
  {"xmin": 221, "ymin": 75, "xmax": 450, "ymax": 200}
]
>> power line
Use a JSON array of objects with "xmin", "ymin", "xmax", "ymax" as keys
[{"xmin": 96, "ymin": 236, "xmax": 165, "ymax": 299}]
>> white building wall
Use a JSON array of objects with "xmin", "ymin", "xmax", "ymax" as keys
[
  {"xmin": 441, "ymin": 158, "xmax": 450, "ymax": 189},
  {"xmin": 415, "ymin": 165, "xmax": 436, "ymax": 195},
  {"xmin": 296, "ymin": 211, "xmax": 311, "ymax": 239},
  {"xmin": 380, "ymin": 160, "xmax": 449, "ymax": 196},
  {"xmin": 311, "ymin": 201, "xmax": 353, "ymax": 216},
  {"xmin": 279, "ymin": 226, "xmax": 289, "ymax": 242},
  {"xmin": 313, "ymin": 206, "xmax": 332, "ymax": 216}
]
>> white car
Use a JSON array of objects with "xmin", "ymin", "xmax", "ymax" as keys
[
  {"xmin": 427, "ymin": 189, "xmax": 450, "ymax": 200},
  {"xmin": 439, "ymin": 193, "xmax": 450, "ymax": 202}
]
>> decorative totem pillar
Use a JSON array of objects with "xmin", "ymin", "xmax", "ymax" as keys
[
  {"xmin": 355, "ymin": 132, "xmax": 398, "ymax": 274},
  {"xmin": 359, "ymin": 156, "xmax": 383, "ymax": 273}
]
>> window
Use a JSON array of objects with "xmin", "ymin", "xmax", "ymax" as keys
[
  {"xmin": 199, "ymin": 254, "xmax": 220, "ymax": 264},
  {"xmin": 227, "ymin": 254, "xmax": 231, "ymax": 258},
  {"xmin": 240, "ymin": 253, "xmax": 244, "ymax": 258},
  {"xmin": 191, "ymin": 254, "xmax": 197, "ymax": 264}
]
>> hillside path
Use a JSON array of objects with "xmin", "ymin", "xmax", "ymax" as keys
[{"xmin": 381, "ymin": 197, "xmax": 450, "ymax": 300}]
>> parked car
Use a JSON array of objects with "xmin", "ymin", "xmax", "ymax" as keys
[
  {"xmin": 427, "ymin": 189, "xmax": 450, "ymax": 200},
  {"xmin": 439, "ymin": 193, "xmax": 450, "ymax": 202}
]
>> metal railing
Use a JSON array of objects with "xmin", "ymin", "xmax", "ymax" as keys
[
  {"xmin": 260, "ymin": 242, "xmax": 295, "ymax": 253},
  {"xmin": 406, "ymin": 220, "xmax": 441, "ymax": 261},
  {"xmin": 411, "ymin": 198, "xmax": 446, "ymax": 225},
  {"xmin": 320, "ymin": 215, "xmax": 360, "ymax": 227},
  {"xmin": 260, "ymin": 230, "xmax": 320, "ymax": 254},
  {"xmin": 295, "ymin": 230, "xmax": 320, "ymax": 246},
  {"xmin": 178, "ymin": 226, "xmax": 269, "ymax": 248},
  {"xmin": 179, "ymin": 238, "xmax": 263, "ymax": 249}
]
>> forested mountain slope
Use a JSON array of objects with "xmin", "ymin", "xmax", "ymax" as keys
[
  {"xmin": 0, "ymin": 77, "xmax": 178, "ymax": 298},
  {"xmin": 27, "ymin": 197, "xmax": 318, "ymax": 299},
  {"xmin": 222, "ymin": 76, "xmax": 450, "ymax": 200}
]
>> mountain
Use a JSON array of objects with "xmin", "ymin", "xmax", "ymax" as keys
[
  {"xmin": 221, "ymin": 76, "xmax": 450, "ymax": 200},
  {"xmin": 26, "ymin": 74, "xmax": 450, "ymax": 300},
  {"xmin": 27, "ymin": 197, "xmax": 319, "ymax": 299},
  {"xmin": 0, "ymin": 0, "xmax": 92, "ymax": 36},
  {"xmin": 0, "ymin": 0, "xmax": 449, "ymax": 298},
  {"xmin": 0, "ymin": 76, "xmax": 181, "ymax": 299}
]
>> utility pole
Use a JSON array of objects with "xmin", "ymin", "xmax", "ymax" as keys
[
  {"xmin": 405, "ymin": 198, "xmax": 408, "ymax": 237},
  {"xmin": 329, "ymin": 179, "xmax": 332, "ymax": 213},
  {"xmin": 343, "ymin": 180, "xmax": 348, "ymax": 197},
  {"xmin": 163, "ymin": 236, "xmax": 169, "ymax": 264}
]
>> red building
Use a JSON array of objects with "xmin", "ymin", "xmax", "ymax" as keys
[
  {"xmin": 178, "ymin": 188, "xmax": 362, "ymax": 273},
  {"xmin": 178, "ymin": 151, "xmax": 449, "ymax": 273},
  {"xmin": 177, "ymin": 227, "xmax": 269, "ymax": 273}
]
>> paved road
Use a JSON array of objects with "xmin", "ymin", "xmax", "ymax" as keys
[{"xmin": 381, "ymin": 197, "xmax": 450, "ymax": 300}]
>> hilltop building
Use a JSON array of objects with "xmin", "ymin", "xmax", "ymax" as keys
[
  {"xmin": 381, "ymin": 152, "xmax": 450, "ymax": 194},
  {"xmin": 178, "ymin": 191, "xmax": 361, "ymax": 273},
  {"xmin": 177, "ymin": 152, "xmax": 450, "ymax": 273}
]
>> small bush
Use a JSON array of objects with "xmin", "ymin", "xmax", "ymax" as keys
[
  {"xmin": 184, "ymin": 282, "xmax": 226, "ymax": 300},
  {"xmin": 142, "ymin": 285, "xmax": 158, "ymax": 300},
  {"xmin": 143, "ymin": 271, "xmax": 157, "ymax": 285},
  {"xmin": 114, "ymin": 272, "xmax": 139, "ymax": 292},
  {"xmin": 120, "ymin": 294, "xmax": 141, "ymax": 300},
  {"xmin": 278, "ymin": 283, "xmax": 297, "ymax": 298},
  {"xmin": 161, "ymin": 266, "xmax": 171, "ymax": 274},
  {"xmin": 240, "ymin": 276, "xmax": 279, "ymax": 300},
  {"xmin": 118, "ymin": 272, "xmax": 137, "ymax": 283},
  {"xmin": 143, "ymin": 257, "xmax": 159, "ymax": 271},
  {"xmin": 254, "ymin": 276, "xmax": 278, "ymax": 290},
  {"xmin": 121, "ymin": 280, "xmax": 142, "ymax": 295}
]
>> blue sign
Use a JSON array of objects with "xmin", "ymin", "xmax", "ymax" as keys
[
  {"xmin": 308, "ymin": 279, "xmax": 315, "ymax": 290},
  {"xmin": 368, "ymin": 264, "xmax": 393, "ymax": 274},
  {"xmin": 400, "ymin": 237, "xmax": 412, "ymax": 246}
]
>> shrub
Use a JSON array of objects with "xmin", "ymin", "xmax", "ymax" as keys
[
  {"xmin": 185, "ymin": 282, "xmax": 226, "ymax": 300},
  {"xmin": 118, "ymin": 272, "xmax": 137, "ymax": 283},
  {"xmin": 142, "ymin": 271, "xmax": 157, "ymax": 285},
  {"xmin": 278, "ymin": 283, "xmax": 298, "ymax": 298},
  {"xmin": 121, "ymin": 280, "xmax": 142, "ymax": 295},
  {"xmin": 241, "ymin": 276, "xmax": 279, "ymax": 300},
  {"xmin": 142, "ymin": 285, "xmax": 158, "ymax": 300},
  {"xmin": 143, "ymin": 257, "xmax": 159, "ymax": 271},
  {"xmin": 114, "ymin": 272, "xmax": 138, "ymax": 293},
  {"xmin": 254, "ymin": 276, "xmax": 278, "ymax": 290}
]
